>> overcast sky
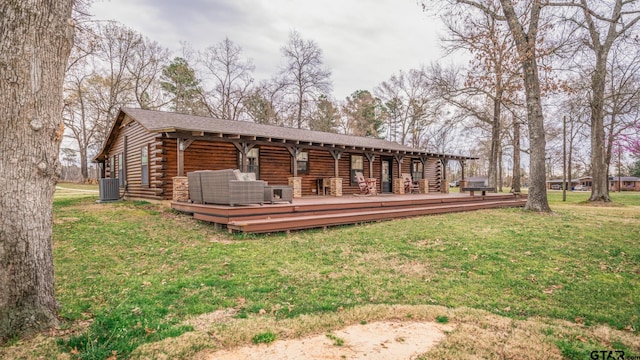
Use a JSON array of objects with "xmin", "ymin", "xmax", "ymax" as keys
[{"xmin": 90, "ymin": 0, "xmax": 447, "ymax": 100}]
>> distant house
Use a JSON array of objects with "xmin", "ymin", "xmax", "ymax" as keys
[
  {"xmin": 546, "ymin": 178, "xmax": 584, "ymax": 190},
  {"xmin": 93, "ymin": 108, "xmax": 475, "ymax": 201},
  {"xmin": 610, "ymin": 176, "xmax": 640, "ymax": 191},
  {"xmin": 547, "ymin": 176, "xmax": 640, "ymax": 191}
]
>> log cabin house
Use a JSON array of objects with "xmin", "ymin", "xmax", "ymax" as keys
[{"xmin": 93, "ymin": 108, "xmax": 475, "ymax": 202}]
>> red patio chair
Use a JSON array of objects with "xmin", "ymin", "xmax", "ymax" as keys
[
  {"xmin": 355, "ymin": 171, "xmax": 374, "ymax": 196},
  {"xmin": 402, "ymin": 173, "xmax": 419, "ymax": 194}
]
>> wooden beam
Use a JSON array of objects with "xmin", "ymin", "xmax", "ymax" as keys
[
  {"xmin": 394, "ymin": 155, "xmax": 404, "ymax": 178},
  {"xmin": 420, "ymin": 155, "xmax": 429, "ymax": 179},
  {"xmin": 329, "ymin": 149, "xmax": 343, "ymax": 178},
  {"xmin": 233, "ymin": 142, "xmax": 256, "ymax": 172},
  {"xmin": 364, "ymin": 152, "xmax": 376, "ymax": 178},
  {"xmin": 180, "ymin": 139, "xmax": 195, "ymax": 151},
  {"xmin": 177, "ymin": 138, "xmax": 184, "ymax": 176},
  {"xmin": 286, "ymin": 145, "xmax": 301, "ymax": 177}
]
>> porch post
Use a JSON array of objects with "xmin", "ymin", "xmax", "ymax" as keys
[
  {"xmin": 233, "ymin": 142, "xmax": 255, "ymax": 173},
  {"xmin": 329, "ymin": 149, "xmax": 344, "ymax": 197},
  {"xmin": 286, "ymin": 145, "xmax": 303, "ymax": 198},
  {"xmin": 329, "ymin": 149, "xmax": 343, "ymax": 178},
  {"xmin": 177, "ymin": 138, "xmax": 195, "ymax": 177},
  {"xmin": 177, "ymin": 138, "xmax": 184, "ymax": 177},
  {"xmin": 364, "ymin": 152, "xmax": 376, "ymax": 178},
  {"xmin": 419, "ymin": 155, "xmax": 429, "ymax": 194},
  {"xmin": 460, "ymin": 159, "xmax": 467, "ymax": 193},
  {"xmin": 441, "ymin": 159, "xmax": 449, "ymax": 193},
  {"xmin": 393, "ymin": 154, "xmax": 405, "ymax": 194}
]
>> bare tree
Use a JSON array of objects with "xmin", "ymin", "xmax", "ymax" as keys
[
  {"xmin": 63, "ymin": 22, "xmax": 153, "ymax": 180},
  {"xmin": 0, "ymin": 0, "xmax": 75, "ymax": 340},
  {"xmin": 244, "ymin": 78, "xmax": 289, "ymax": 125},
  {"xmin": 435, "ymin": 0, "xmax": 526, "ymax": 192},
  {"xmin": 93, "ymin": 23, "xmax": 139, "ymax": 122},
  {"xmin": 553, "ymin": 0, "xmax": 640, "ymax": 201},
  {"xmin": 200, "ymin": 37, "xmax": 255, "ymax": 120},
  {"xmin": 127, "ymin": 36, "xmax": 171, "ymax": 110},
  {"xmin": 279, "ymin": 30, "xmax": 332, "ymax": 129},
  {"xmin": 498, "ymin": 0, "xmax": 551, "ymax": 211},
  {"xmin": 376, "ymin": 67, "xmax": 441, "ymax": 147}
]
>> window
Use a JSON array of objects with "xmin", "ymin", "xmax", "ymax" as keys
[
  {"xmin": 110, "ymin": 156, "xmax": 116, "ymax": 179},
  {"xmin": 118, "ymin": 153, "xmax": 124, "ymax": 187},
  {"xmin": 141, "ymin": 146, "xmax": 149, "ymax": 186},
  {"xmin": 238, "ymin": 147, "xmax": 260, "ymax": 176},
  {"xmin": 350, "ymin": 155, "xmax": 364, "ymax": 185},
  {"xmin": 296, "ymin": 151, "xmax": 309, "ymax": 174},
  {"xmin": 411, "ymin": 160, "xmax": 423, "ymax": 181}
]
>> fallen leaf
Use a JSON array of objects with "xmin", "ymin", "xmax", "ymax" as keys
[
  {"xmin": 576, "ymin": 335, "xmax": 588, "ymax": 343},
  {"xmin": 575, "ymin": 317, "xmax": 585, "ymax": 324},
  {"xmin": 236, "ymin": 297, "xmax": 246, "ymax": 307},
  {"xmin": 504, "ymin": 306, "xmax": 511, "ymax": 312}
]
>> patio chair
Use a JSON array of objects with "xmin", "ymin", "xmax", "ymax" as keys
[
  {"xmin": 355, "ymin": 171, "xmax": 375, "ymax": 196},
  {"xmin": 402, "ymin": 173, "xmax": 420, "ymax": 194}
]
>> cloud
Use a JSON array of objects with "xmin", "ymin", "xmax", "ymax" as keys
[{"xmin": 90, "ymin": 0, "xmax": 445, "ymax": 99}]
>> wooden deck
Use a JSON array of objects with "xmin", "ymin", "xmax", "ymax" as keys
[{"xmin": 171, "ymin": 192, "xmax": 528, "ymax": 233}]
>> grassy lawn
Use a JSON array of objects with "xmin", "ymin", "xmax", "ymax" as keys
[
  {"xmin": 2, "ymin": 190, "xmax": 639, "ymax": 359},
  {"xmin": 54, "ymin": 182, "xmax": 99, "ymax": 199}
]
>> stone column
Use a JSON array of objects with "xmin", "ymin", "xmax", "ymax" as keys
[
  {"xmin": 172, "ymin": 176, "xmax": 189, "ymax": 202},
  {"xmin": 460, "ymin": 179, "xmax": 468, "ymax": 193},
  {"xmin": 329, "ymin": 177, "xmax": 342, "ymax": 197},
  {"xmin": 442, "ymin": 182, "xmax": 449, "ymax": 194},
  {"xmin": 418, "ymin": 179, "xmax": 429, "ymax": 194},
  {"xmin": 288, "ymin": 177, "xmax": 302, "ymax": 198},
  {"xmin": 393, "ymin": 178, "xmax": 405, "ymax": 194}
]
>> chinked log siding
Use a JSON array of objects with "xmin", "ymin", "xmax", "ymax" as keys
[
  {"xmin": 95, "ymin": 108, "xmax": 474, "ymax": 201},
  {"xmin": 104, "ymin": 118, "xmax": 163, "ymax": 200}
]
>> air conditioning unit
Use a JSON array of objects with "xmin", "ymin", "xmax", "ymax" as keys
[{"xmin": 99, "ymin": 178, "xmax": 120, "ymax": 202}]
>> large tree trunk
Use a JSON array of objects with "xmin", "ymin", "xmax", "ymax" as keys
[
  {"xmin": 589, "ymin": 54, "xmax": 611, "ymax": 202},
  {"xmin": 80, "ymin": 148, "xmax": 89, "ymax": 181},
  {"xmin": 0, "ymin": 0, "xmax": 75, "ymax": 341},
  {"xmin": 521, "ymin": 57, "xmax": 551, "ymax": 212},
  {"xmin": 500, "ymin": 0, "xmax": 551, "ymax": 212},
  {"xmin": 512, "ymin": 120, "xmax": 521, "ymax": 193}
]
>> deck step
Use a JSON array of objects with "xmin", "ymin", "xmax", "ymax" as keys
[{"xmin": 227, "ymin": 199, "xmax": 527, "ymax": 233}]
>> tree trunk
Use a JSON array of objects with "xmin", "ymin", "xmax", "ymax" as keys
[
  {"xmin": 512, "ymin": 120, "xmax": 521, "ymax": 193},
  {"xmin": 488, "ymin": 96, "xmax": 501, "ymax": 190},
  {"xmin": 589, "ymin": 54, "xmax": 611, "ymax": 202},
  {"xmin": 0, "ymin": 0, "xmax": 75, "ymax": 341},
  {"xmin": 521, "ymin": 57, "xmax": 551, "ymax": 212},
  {"xmin": 498, "ymin": 143, "xmax": 503, "ymax": 192},
  {"xmin": 80, "ymin": 148, "xmax": 88, "ymax": 181},
  {"xmin": 499, "ymin": 0, "xmax": 551, "ymax": 212}
]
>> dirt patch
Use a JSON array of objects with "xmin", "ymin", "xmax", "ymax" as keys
[{"xmin": 195, "ymin": 321, "xmax": 449, "ymax": 360}]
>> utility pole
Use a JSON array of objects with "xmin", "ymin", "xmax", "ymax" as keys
[
  {"xmin": 563, "ymin": 116, "xmax": 567, "ymax": 202},
  {"xmin": 618, "ymin": 142, "xmax": 622, "ymax": 192}
]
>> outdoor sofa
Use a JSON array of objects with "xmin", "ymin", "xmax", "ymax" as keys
[{"xmin": 187, "ymin": 169, "xmax": 266, "ymax": 206}]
